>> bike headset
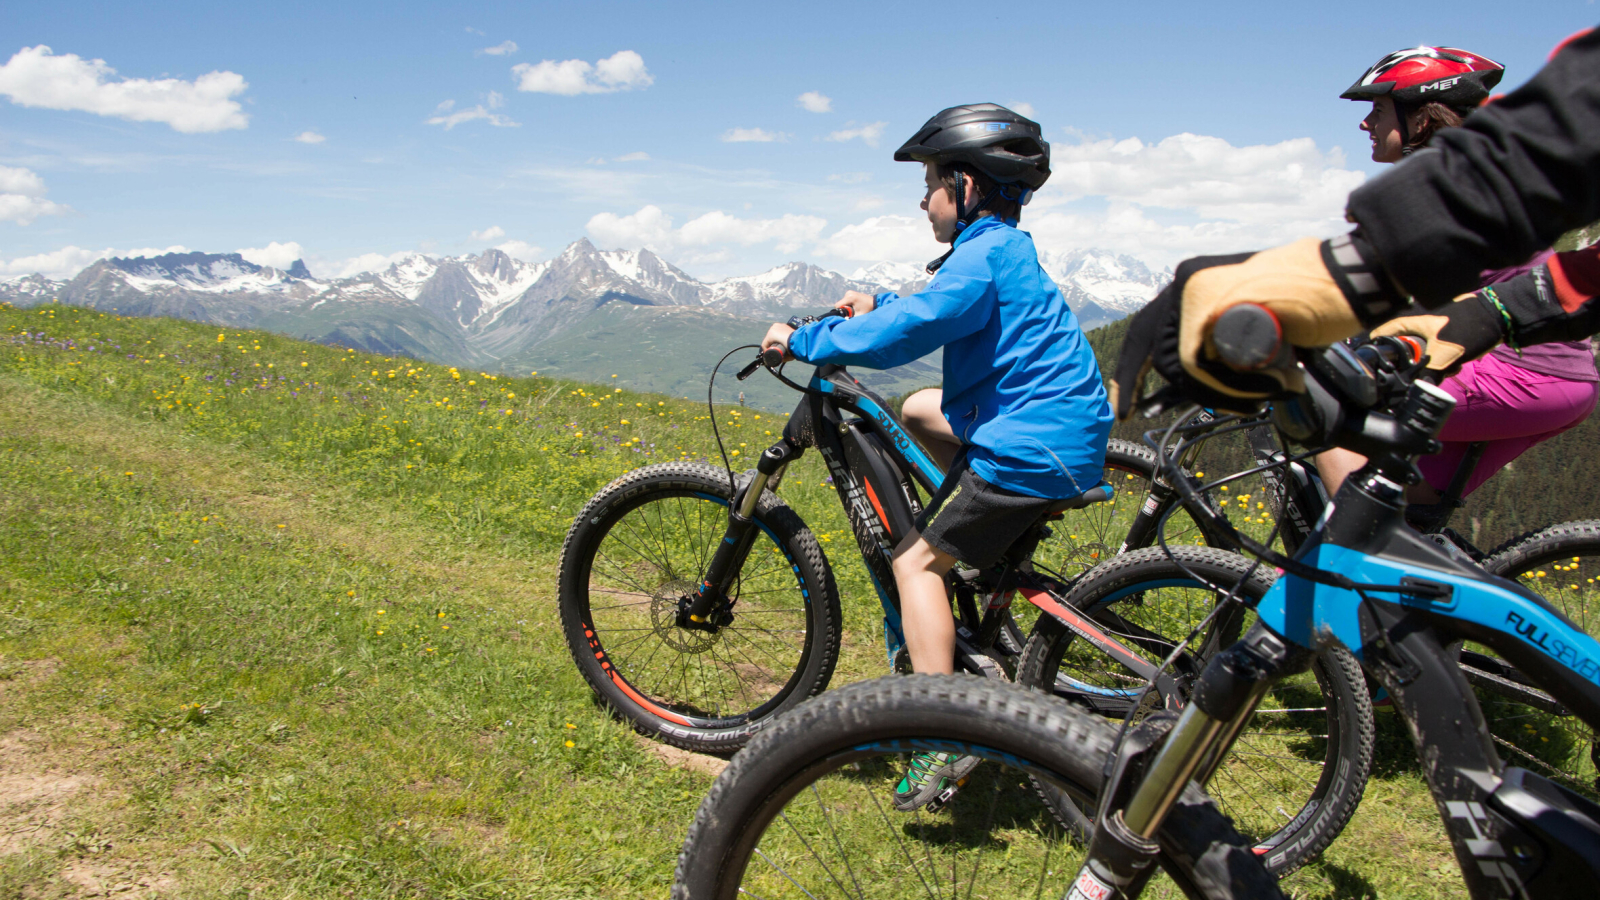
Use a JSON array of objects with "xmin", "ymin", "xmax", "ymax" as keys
[
  {"xmin": 892, "ymin": 103, "xmax": 1051, "ymax": 273},
  {"xmin": 1341, "ymin": 46, "xmax": 1504, "ymax": 155}
]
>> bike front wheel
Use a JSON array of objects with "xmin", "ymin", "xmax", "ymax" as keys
[
  {"xmin": 673, "ymin": 675, "xmax": 1286, "ymax": 900},
  {"xmin": 558, "ymin": 462, "xmax": 842, "ymax": 754},
  {"xmin": 1016, "ymin": 546, "xmax": 1374, "ymax": 875}
]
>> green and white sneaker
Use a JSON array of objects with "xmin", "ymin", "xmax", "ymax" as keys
[{"xmin": 892, "ymin": 751, "xmax": 981, "ymax": 812}]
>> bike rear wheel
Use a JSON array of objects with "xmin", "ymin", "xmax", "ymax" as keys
[
  {"xmin": 1016, "ymin": 546, "xmax": 1374, "ymax": 874},
  {"xmin": 1481, "ymin": 520, "xmax": 1600, "ymax": 797},
  {"xmin": 672, "ymin": 675, "xmax": 1285, "ymax": 900},
  {"xmin": 558, "ymin": 462, "xmax": 842, "ymax": 753},
  {"xmin": 1034, "ymin": 439, "xmax": 1214, "ymax": 583}
]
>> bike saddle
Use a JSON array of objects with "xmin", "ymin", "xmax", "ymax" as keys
[{"xmin": 1045, "ymin": 482, "xmax": 1114, "ymax": 515}]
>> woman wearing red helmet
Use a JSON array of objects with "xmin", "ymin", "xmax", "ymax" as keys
[
  {"xmin": 1317, "ymin": 46, "xmax": 1600, "ymax": 510},
  {"xmin": 1342, "ymin": 46, "xmax": 1505, "ymax": 161}
]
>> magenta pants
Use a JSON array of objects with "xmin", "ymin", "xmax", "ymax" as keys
[{"xmin": 1416, "ymin": 353, "xmax": 1599, "ymax": 497}]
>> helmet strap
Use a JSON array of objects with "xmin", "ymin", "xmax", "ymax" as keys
[
  {"xmin": 953, "ymin": 171, "xmax": 970, "ymax": 232},
  {"xmin": 953, "ymin": 174, "xmax": 1009, "ymax": 234},
  {"xmin": 1395, "ymin": 101, "xmax": 1414, "ymax": 156}
]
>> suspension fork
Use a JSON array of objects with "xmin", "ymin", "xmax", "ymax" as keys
[
  {"xmin": 680, "ymin": 441, "xmax": 800, "ymax": 626},
  {"xmin": 1120, "ymin": 434, "xmax": 1209, "ymax": 554},
  {"xmin": 1067, "ymin": 621, "xmax": 1314, "ymax": 898}
]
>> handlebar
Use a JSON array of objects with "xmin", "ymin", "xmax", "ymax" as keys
[
  {"xmin": 1211, "ymin": 304, "xmax": 1424, "ymax": 374},
  {"xmin": 737, "ymin": 306, "xmax": 854, "ymax": 381},
  {"xmin": 1203, "ymin": 302, "xmax": 1437, "ymax": 450},
  {"xmin": 1211, "ymin": 303, "xmax": 1287, "ymax": 371}
]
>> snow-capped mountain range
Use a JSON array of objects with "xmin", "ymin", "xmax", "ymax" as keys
[{"xmin": 1, "ymin": 239, "xmax": 1167, "ymax": 387}]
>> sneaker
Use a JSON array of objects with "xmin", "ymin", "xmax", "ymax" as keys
[{"xmin": 893, "ymin": 751, "xmax": 981, "ymax": 812}]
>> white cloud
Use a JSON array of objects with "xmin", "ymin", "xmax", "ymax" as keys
[
  {"xmin": 722, "ymin": 127, "xmax": 788, "ymax": 143},
  {"xmin": 1008, "ymin": 101, "xmax": 1036, "ymax": 118},
  {"xmin": 0, "ymin": 195, "xmax": 68, "ymax": 224},
  {"xmin": 470, "ymin": 225, "xmax": 505, "ymax": 241},
  {"xmin": 1026, "ymin": 132, "xmax": 1366, "ymax": 264},
  {"xmin": 797, "ymin": 91, "xmax": 832, "ymax": 113},
  {"xmin": 465, "ymin": 26, "xmax": 486, "ymax": 36},
  {"xmin": 292, "ymin": 130, "xmax": 326, "ymax": 144},
  {"xmin": 0, "ymin": 165, "xmax": 69, "ymax": 225},
  {"xmin": 587, "ymin": 205, "xmax": 674, "ymax": 247},
  {"xmin": 0, "ymin": 166, "xmax": 47, "ymax": 196},
  {"xmin": 512, "ymin": 50, "xmax": 652, "ymax": 95},
  {"xmin": 487, "ymin": 90, "xmax": 505, "ymax": 109},
  {"xmin": 238, "ymin": 241, "xmax": 304, "ymax": 270},
  {"xmin": 615, "ymin": 151, "xmax": 649, "ymax": 162},
  {"xmin": 479, "ymin": 41, "xmax": 518, "ymax": 56},
  {"xmin": 814, "ymin": 215, "xmax": 937, "ymax": 264},
  {"xmin": 1, "ymin": 243, "xmax": 188, "ymax": 280},
  {"xmin": 679, "ymin": 211, "xmax": 827, "ymax": 253},
  {"xmin": 825, "ymin": 121, "xmax": 887, "ymax": 148},
  {"xmin": 495, "ymin": 239, "xmax": 543, "ymax": 261},
  {"xmin": 587, "ymin": 205, "xmax": 827, "ymax": 254},
  {"xmin": 426, "ymin": 98, "xmax": 518, "ymax": 129},
  {"xmin": 0, "ymin": 45, "xmax": 248, "ymax": 133}
]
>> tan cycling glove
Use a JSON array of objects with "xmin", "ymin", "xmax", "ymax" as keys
[{"xmin": 1111, "ymin": 234, "xmax": 1409, "ymax": 419}]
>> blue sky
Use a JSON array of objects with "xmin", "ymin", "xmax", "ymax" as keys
[{"xmin": 2, "ymin": 1, "xmax": 1595, "ymax": 281}]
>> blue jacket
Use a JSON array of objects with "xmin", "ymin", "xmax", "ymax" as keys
[{"xmin": 788, "ymin": 217, "xmax": 1112, "ymax": 499}]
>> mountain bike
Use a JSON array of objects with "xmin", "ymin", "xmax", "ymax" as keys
[
  {"xmin": 1053, "ymin": 305, "xmax": 1600, "ymax": 898},
  {"xmin": 1137, "ymin": 393, "xmax": 1600, "ymax": 800},
  {"xmin": 558, "ymin": 308, "xmax": 1115, "ymax": 754}
]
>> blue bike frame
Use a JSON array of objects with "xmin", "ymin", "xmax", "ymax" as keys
[{"xmin": 1247, "ymin": 467, "xmax": 1600, "ymax": 896}]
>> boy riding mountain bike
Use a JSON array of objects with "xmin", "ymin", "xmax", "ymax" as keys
[{"xmin": 761, "ymin": 103, "xmax": 1113, "ymax": 811}]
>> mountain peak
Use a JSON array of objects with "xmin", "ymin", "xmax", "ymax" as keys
[
  {"xmin": 561, "ymin": 237, "xmax": 599, "ymax": 260},
  {"xmin": 111, "ymin": 250, "xmax": 259, "ymax": 275},
  {"xmin": 287, "ymin": 259, "xmax": 312, "ymax": 279}
]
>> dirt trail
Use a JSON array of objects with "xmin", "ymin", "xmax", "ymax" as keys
[{"xmin": 0, "ymin": 661, "xmax": 176, "ymax": 898}]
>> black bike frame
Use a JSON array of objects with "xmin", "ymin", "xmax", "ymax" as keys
[{"xmin": 689, "ymin": 361, "xmax": 1175, "ymax": 694}]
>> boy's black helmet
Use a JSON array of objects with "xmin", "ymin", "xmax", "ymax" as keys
[{"xmin": 894, "ymin": 103, "xmax": 1051, "ymax": 190}]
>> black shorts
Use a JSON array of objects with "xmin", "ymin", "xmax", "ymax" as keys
[{"xmin": 914, "ymin": 453, "xmax": 1057, "ymax": 569}]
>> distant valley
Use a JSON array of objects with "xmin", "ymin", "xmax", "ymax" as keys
[{"xmin": 0, "ymin": 239, "xmax": 1170, "ymax": 409}]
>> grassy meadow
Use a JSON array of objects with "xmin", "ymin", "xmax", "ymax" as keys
[{"xmin": 0, "ymin": 301, "xmax": 1463, "ymax": 898}]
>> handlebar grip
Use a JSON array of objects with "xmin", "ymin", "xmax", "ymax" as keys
[
  {"xmin": 1211, "ymin": 303, "xmax": 1285, "ymax": 371},
  {"xmin": 829, "ymin": 305, "xmax": 854, "ymax": 319},
  {"xmin": 762, "ymin": 346, "xmax": 786, "ymax": 368}
]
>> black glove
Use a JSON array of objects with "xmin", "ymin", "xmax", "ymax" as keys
[{"xmin": 1370, "ymin": 291, "xmax": 1508, "ymax": 376}]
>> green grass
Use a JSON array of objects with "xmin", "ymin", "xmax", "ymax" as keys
[{"xmin": 0, "ymin": 301, "xmax": 1461, "ymax": 898}]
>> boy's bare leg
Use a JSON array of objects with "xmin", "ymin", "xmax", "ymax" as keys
[
  {"xmin": 892, "ymin": 531, "xmax": 958, "ymax": 675},
  {"xmin": 901, "ymin": 389, "xmax": 962, "ymax": 472}
]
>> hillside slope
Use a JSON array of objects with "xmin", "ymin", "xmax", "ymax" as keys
[{"xmin": 0, "ymin": 302, "xmax": 1471, "ymax": 899}]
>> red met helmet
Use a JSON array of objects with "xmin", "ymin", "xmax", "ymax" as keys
[{"xmin": 1341, "ymin": 46, "xmax": 1505, "ymax": 112}]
